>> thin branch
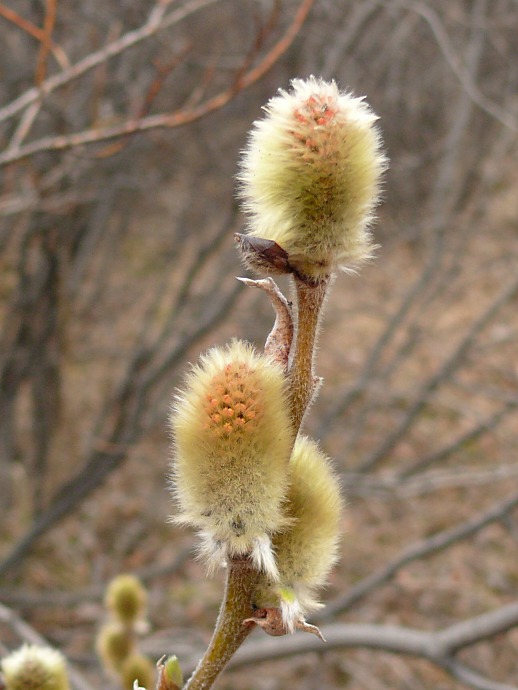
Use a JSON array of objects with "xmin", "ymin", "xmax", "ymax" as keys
[
  {"xmin": 358, "ymin": 274, "xmax": 518, "ymax": 471},
  {"xmin": 394, "ymin": 0, "xmax": 517, "ymax": 131},
  {"xmin": 34, "ymin": 0, "xmax": 58, "ymax": 86},
  {"xmin": 0, "ymin": 0, "xmax": 315, "ymax": 167},
  {"xmin": 0, "ymin": 0, "xmax": 219, "ymax": 125},
  {"xmin": 343, "ymin": 462, "xmax": 518, "ymax": 499},
  {"xmin": 398, "ymin": 400, "xmax": 518, "ymax": 477},
  {"xmin": 0, "ymin": 3, "xmax": 69, "ymax": 70},
  {"xmin": 221, "ymin": 607, "xmax": 518, "ymax": 690}
]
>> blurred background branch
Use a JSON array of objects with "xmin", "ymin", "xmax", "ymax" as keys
[{"xmin": 1, "ymin": 1, "xmax": 517, "ymax": 688}]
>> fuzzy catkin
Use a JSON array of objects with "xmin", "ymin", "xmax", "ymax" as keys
[
  {"xmin": 105, "ymin": 574, "xmax": 147, "ymax": 626},
  {"xmin": 254, "ymin": 436, "xmax": 342, "ymax": 630},
  {"xmin": 1, "ymin": 645, "xmax": 70, "ymax": 690},
  {"xmin": 169, "ymin": 340, "xmax": 293, "ymax": 577},
  {"xmin": 96, "ymin": 622, "xmax": 135, "ymax": 672},
  {"xmin": 238, "ymin": 76, "xmax": 387, "ymax": 278}
]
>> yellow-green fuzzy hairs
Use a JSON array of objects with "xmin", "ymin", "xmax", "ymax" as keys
[
  {"xmin": 1, "ymin": 645, "xmax": 70, "ymax": 690},
  {"xmin": 254, "ymin": 436, "xmax": 342, "ymax": 631},
  {"xmin": 170, "ymin": 340, "xmax": 293, "ymax": 578},
  {"xmin": 238, "ymin": 76, "xmax": 387, "ymax": 278}
]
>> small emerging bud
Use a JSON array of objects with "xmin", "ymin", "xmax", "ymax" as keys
[
  {"xmin": 1, "ymin": 645, "xmax": 70, "ymax": 690},
  {"xmin": 238, "ymin": 76, "xmax": 387, "ymax": 278},
  {"xmin": 105, "ymin": 574, "xmax": 147, "ymax": 626},
  {"xmin": 169, "ymin": 340, "xmax": 293, "ymax": 577},
  {"xmin": 161, "ymin": 655, "xmax": 183, "ymax": 690},
  {"xmin": 254, "ymin": 436, "xmax": 343, "ymax": 632}
]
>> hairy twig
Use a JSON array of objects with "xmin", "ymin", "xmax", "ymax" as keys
[
  {"xmin": 288, "ymin": 276, "xmax": 329, "ymax": 432},
  {"xmin": 183, "ymin": 559, "xmax": 260, "ymax": 690}
]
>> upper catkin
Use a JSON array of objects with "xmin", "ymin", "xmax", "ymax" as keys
[
  {"xmin": 238, "ymin": 76, "xmax": 387, "ymax": 278},
  {"xmin": 169, "ymin": 340, "xmax": 293, "ymax": 577},
  {"xmin": 1, "ymin": 645, "xmax": 70, "ymax": 690},
  {"xmin": 254, "ymin": 436, "xmax": 342, "ymax": 631}
]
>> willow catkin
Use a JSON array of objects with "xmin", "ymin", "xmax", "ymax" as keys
[{"xmin": 170, "ymin": 340, "xmax": 293, "ymax": 578}]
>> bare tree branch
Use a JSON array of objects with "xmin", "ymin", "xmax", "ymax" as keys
[
  {"xmin": 358, "ymin": 274, "xmax": 518, "ymax": 471},
  {"xmin": 320, "ymin": 488, "xmax": 518, "ymax": 619},
  {"xmin": 394, "ymin": 0, "xmax": 517, "ymax": 131},
  {"xmin": 0, "ymin": 0, "xmax": 315, "ymax": 166},
  {"xmin": 221, "ymin": 603, "xmax": 518, "ymax": 690}
]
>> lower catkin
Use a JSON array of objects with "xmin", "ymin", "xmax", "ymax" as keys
[
  {"xmin": 170, "ymin": 340, "xmax": 293, "ymax": 578},
  {"xmin": 254, "ymin": 435, "xmax": 343, "ymax": 630}
]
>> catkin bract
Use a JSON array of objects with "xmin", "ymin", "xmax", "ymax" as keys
[{"xmin": 170, "ymin": 340, "xmax": 292, "ymax": 576}]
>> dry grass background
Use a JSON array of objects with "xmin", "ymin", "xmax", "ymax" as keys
[{"xmin": 1, "ymin": 1, "xmax": 518, "ymax": 689}]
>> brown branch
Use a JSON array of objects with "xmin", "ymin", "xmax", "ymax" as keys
[
  {"xmin": 220, "ymin": 605, "xmax": 518, "ymax": 690},
  {"xmin": 0, "ymin": 0, "xmax": 218, "ymax": 125},
  {"xmin": 358, "ymin": 274, "xmax": 518, "ymax": 471},
  {"xmin": 0, "ymin": 3, "xmax": 69, "ymax": 70},
  {"xmin": 94, "ymin": 45, "xmax": 192, "ymax": 159},
  {"xmin": 0, "ymin": 0, "xmax": 315, "ymax": 167},
  {"xmin": 34, "ymin": 0, "xmax": 58, "ymax": 86},
  {"xmin": 319, "ymin": 488, "xmax": 518, "ymax": 620}
]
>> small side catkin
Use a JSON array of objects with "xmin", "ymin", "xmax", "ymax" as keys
[
  {"xmin": 169, "ymin": 340, "xmax": 293, "ymax": 578},
  {"xmin": 96, "ymin": 622, "xmax": 135, "ymax": 672},
  {"xmin": 254, "ymin": 436, "xmax": 343, "ymax": 631},
  {"xmin": 238, "ymin": 76, "xmax": 387, "ymax": 278},
  {"xmin": 105, "ymin": 574, "xmax": 147, "ymax": 626},
  {"xmin": 1, "ymin": 645, "xmax": 70, "ymax": 690}
]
